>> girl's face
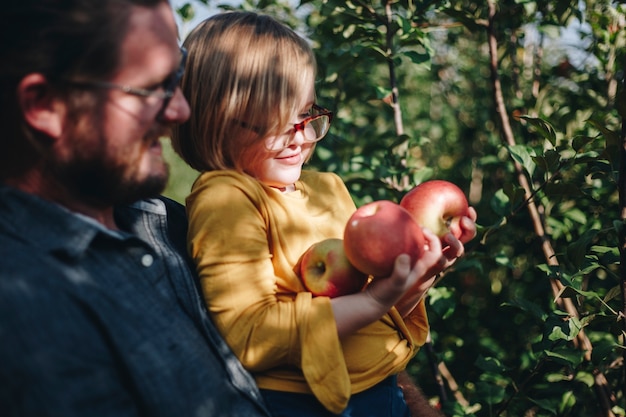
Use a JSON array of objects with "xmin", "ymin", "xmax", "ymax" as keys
[{"xmin": 245, "ymin": 86, "xmax": 318, "ymax": 191}]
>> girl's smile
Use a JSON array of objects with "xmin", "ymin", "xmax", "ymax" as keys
[{"xmin": 275, "ymin": 150, "xmax": 303, "ymax": 165}]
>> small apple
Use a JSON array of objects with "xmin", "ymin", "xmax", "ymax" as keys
[
  {"xmin": 343, "ymin": 200, "xmax": 425, "ymax": 278},
  {"xmin": 399, "ymin": 180, "xmax": 469, "ymax": 239},
  {"xmin": 300, "ymin": 238, "xmax": 369, "ymax": 298}
]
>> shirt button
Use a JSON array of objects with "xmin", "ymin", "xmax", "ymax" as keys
[{"xmin": 141, "ymin": 254, "xmax": 154, "ymax": 267}]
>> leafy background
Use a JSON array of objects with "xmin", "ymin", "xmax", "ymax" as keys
[{"xmin": 165, "ymin": 1, "xmax": 626, "ymax": 416}]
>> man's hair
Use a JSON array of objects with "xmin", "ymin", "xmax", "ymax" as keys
[
  {"xmin": 171, "ymin": 11, "xmax": 317, "ymax": 172},
  {"xmin": 0, "ymin": 0, "xmax": 167, "ymax": 179}
]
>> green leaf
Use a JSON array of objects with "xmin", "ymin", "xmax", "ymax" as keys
[
  {"xmin": 562, "ymin": 208, "xmax": 588, "ymax": 224},
  {"xmin": 574, "ymin": 371, "xmax": 595, "ymax": 387},
  {"xmin": 557, "ymin": 285, "xmax": 618, "ymax": 315},
  {"xmin": 474, "ymin": 355, "xmax": 507, "ymax": 373},
  {"xmin": 494, "ymin": 252, "xmax": 513, "ymax": 268},
  {"xmin": 529, "ymin": 397, "xmax": 558, "ymax": 414},
  {"xmin": 544, "ymin": 345, "xmax": 584, "ymax": 367},
  {"xmin": 490, "ymin": 189, "xmax": 511, "ymax": 217},
  {"xmin": 569, "ymin": 263, "xmax": 602, "ymax": 282},
  {"xmin": 575, "ymin": 147, "xmax": 603, "ymax": 160},
  {"xmin": 566, "ymin": 229, "xmax": 598, "ymax": 268},
  {"xmin": 572, "ymin": 135, "xmax": 597, "ymax": 152},
  {"xmin": 558, "ymin": 390, "xmax": 577, "ymax": 414},
  {"xmin": 507, "ymin": 144, "xmax": 536, "ymax": 177},
  {"xmin": 402, "ymin": 50, "xmax": 431, "ymax": 68},
  {"xmin": 502, "ymin": 181, "xmax": 525, "ymax": 207},
  {"xmin": 520, "ymin": 116, "xmax": 557, "ymax": 146},
  {"xmin": 546, "ymin": 372, "xmax": 572, "ymax": 382},
  {"xmin": 543, "ymin": 182, "xmax": 583, "ymax": 197},
  {"xmin": 537, "ymin": 264, "xmax": 561, "ymax": 280},
  {"xmin": 375, "ymin": 85, "xmax": 392, "ymax": 100},
  {"xmin": 441, "ymin": 7, "xmax": 486, "ymax": 32},
  {"xmin": 176, "ymin": 3, "xmax": 195, "ymax": 22},
  {"xmin": 474, "ymin": 380, "xmax": 506, "ymax": 404},
  {"xmin": 532, "ymin": 149, "xmax": 560, "ymax": 173},
  {"xmin": 342, "ymin": 23, "xmax": 356, "ymax": 39},
  {"xmin": 613, "ymin": 220, "xmax": 625, "ymax": 235},
  {"xmin": 547, "ymin": 317, "xmax": 583, "ymax": 342},
  {"xmin": 411, "ymin": 167, "xmax": 433, "ymax": 185},
  {"xmin": 557, "ymin": 286, "xmax": 594, "ymax": 300},
  {"xmin": 591, "ymin": 339, "xmax": 619, "ymax": 364},
  {"xmin": 502, "ymin": 297, "xmax": 547, "ymax": 321},
  {"xmin": 428, "ymin": 287, "xmax": 457, "ymax": 319},
  {"xmin": 586, "ymin": 119, "xmax": 619, "ymax": 150},
  {"xmin": 603, "ymin": 285, "xmax": 622, "ymax": 303}
]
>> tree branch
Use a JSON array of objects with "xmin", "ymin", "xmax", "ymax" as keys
[{"xmin": 485, "ymin": 1, "xmax": 615, "ymax": 415}]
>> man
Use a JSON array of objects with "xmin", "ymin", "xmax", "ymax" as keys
[{"xmin": 0, "ymin": 1, "xmax": 270, "ymax": 416}]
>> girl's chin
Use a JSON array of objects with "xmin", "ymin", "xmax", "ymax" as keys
[{"xmin": 257, "ymin": 164, "xmax": 303, "ymax": 190}]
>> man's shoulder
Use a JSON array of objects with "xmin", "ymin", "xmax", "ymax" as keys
[
  {"xmin": 0, "ymin": 231, "xmax": 58, "ymax": 278},
  {"xmin": 126, "ymin": 195, "xmax": 184, "ymax": 216},
  {"xmin": 0, "ymin": 239, "xmax": 85, "ymax": 342},
  {"xmin": 119, "ymin": 196, "xmax": 188, "ymax": 229}
]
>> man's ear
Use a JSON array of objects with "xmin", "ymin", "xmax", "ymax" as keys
[{"xmin": 17, "ymin": 73, "xmax": 67, "ymax": 140}]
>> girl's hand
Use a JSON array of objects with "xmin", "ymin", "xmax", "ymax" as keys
[
  {"xmin": 366, "ymin": 228, "xmax": 446, "ymax": 310},
  {"xmin": 457, "ymin": 206, "xmax": 477, "ymax": 244},
  {"xmin": 331, "ymin": 212, "xmax": 476, "ymax": 336},
  {"xmin": 331, "ymin": 231, "xmax": 446, "ymax": 337},
  {"xmin": 393, "ymin": 227, "xmax": 468, "ymax": 317},
  {"xmin": 439, "ymin": 206, "xmax": 475, "ymax": 270}
]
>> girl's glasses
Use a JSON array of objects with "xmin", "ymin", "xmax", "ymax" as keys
[{"xmin": 266, "ymin": 104, "xmax": 333, "ymax": 151}]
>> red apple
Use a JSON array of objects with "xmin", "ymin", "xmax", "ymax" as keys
[
  {"xmin": 343, "ymin": 200, "xmax": 425, "ymax": 278},
  {"xmin": 300, "ymin": 238, "xmax": 369, "ymax": 298},
  {"xmin": 400, "ymin": 180, "xmax": 469, "ymax": 239}
]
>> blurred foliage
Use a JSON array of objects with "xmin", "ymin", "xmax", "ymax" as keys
[
  {"xmin": 163, "ymin": 138, "xmax": 197, "ymax": 203},
  {"xmin": 167, "ymin": 0, "xmax": 626, "ymax": 415}
]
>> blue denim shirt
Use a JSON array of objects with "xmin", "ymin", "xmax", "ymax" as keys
[{"xmin": 0, "ymin": 185, "xmax": 270, "ymax": 417}]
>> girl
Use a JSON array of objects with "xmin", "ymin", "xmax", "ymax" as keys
[{"xmin": 171, "ymin": 11, "xmax": 475, "ymax": 417}]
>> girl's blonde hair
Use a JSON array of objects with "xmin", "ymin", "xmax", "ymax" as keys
[{"xmin": 171, "ymin": 11, "xmax": 317, "ymax": 172}]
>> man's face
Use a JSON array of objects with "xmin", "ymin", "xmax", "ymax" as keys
[{"xmin": 53, "ymin": 2, "xmax": 190, "ymax": 207}]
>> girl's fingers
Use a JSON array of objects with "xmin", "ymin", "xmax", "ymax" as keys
[
  {"xmin": 458, "ymin": 207, "xmax": 477, "ymax": 243},
  {"xmin": 441, "ymin": 233, "xmax": 464, "ymax": 259}
]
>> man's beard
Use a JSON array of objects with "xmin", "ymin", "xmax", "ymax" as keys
[
  {"xmin": 48, "ymin": 127, "xmax": 170, "ymax": 208},
  {"xmin": 59, "ymin": 156, "xmax": 169, "ymax": 207}
]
